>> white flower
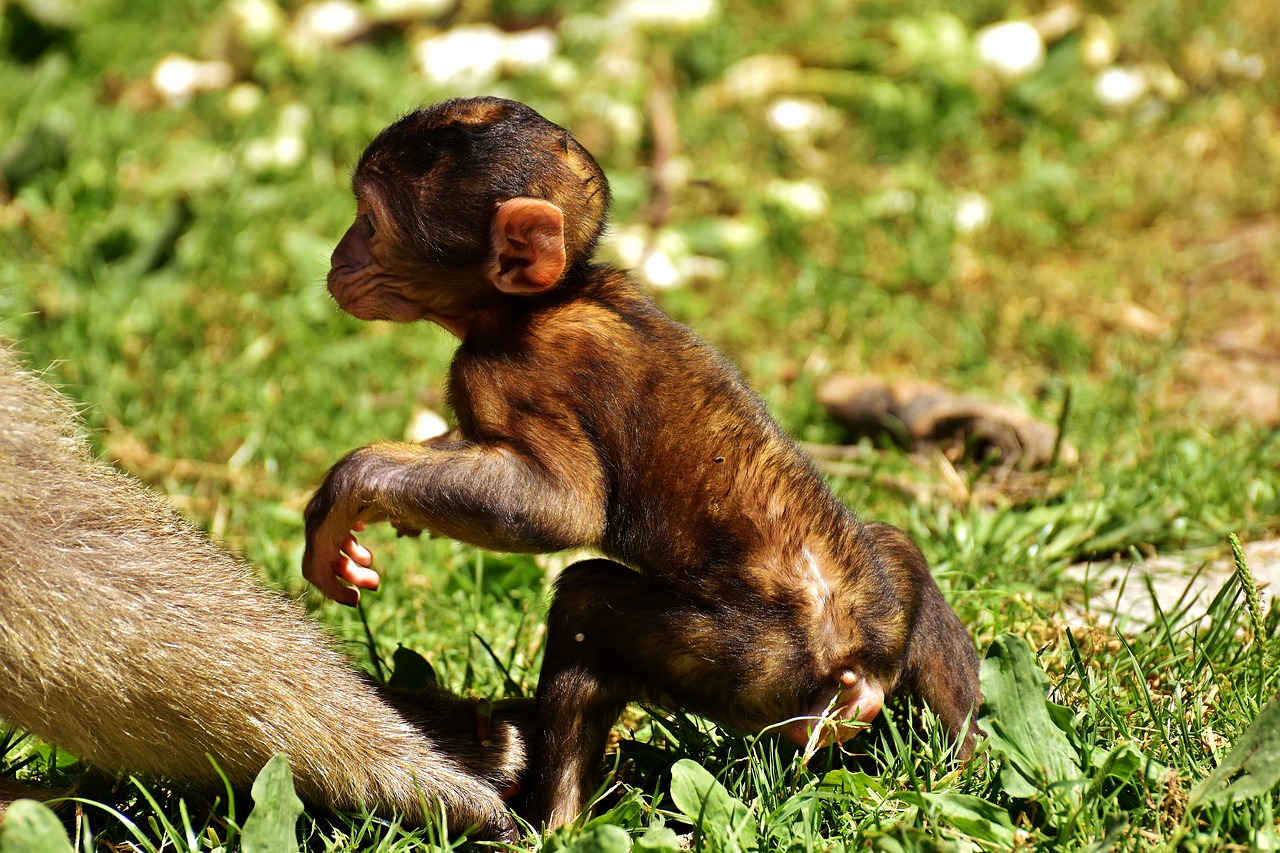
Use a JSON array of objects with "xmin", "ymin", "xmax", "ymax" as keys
[
  {"xmin": 500, "ymin": 28, "xmax": 558, "ymax": 73},
  {"xmin": 607, "ymin": 226, "xmax": 649, "ymax": 269},
  {"xmin": 868, "ymin": 188, "xmax": 917, "ymax": 218},
  {"xmin": 226, "ymin": 83, "xmax": 265, "ymax": 117},
  {"xmin": 612, "ymin": 0, "xmax": 718, "ymax": 30},
  {"xmin": 1030, "ymin": 4, "xmax": 1081, "ymax": 43},
  {"xmin": 415, "ymin": 25, "xmax": 506, "ymax": 86},
  {"xmin": 1094, "ymin": 66, "xmax": 1147, "ymax": 109},
  {"xmin": 414, "ymin": 25, "xmax": 559, "ymax": 86},
  {"xmin": 244, "ymin": 135, "xmax": 304, "ymax": 170},
  {"xmin": 952, "ymin": 192, "xmax": 991, "ymax": 235},
  {"xmin": 599, "ymin": 98, "xmax": 644, "ymax": 145},
  {"xmin": 279, "ymin": 102, "xmax": 311, "ymax": 133},
  {"xmin": 1145, "ymin": 64, "xmax": 1186, "ymax": 101},
  {"xmin": 542, "ymin": 57, "xmax": 580, "ymax": 89},
  {"xmin": 767, "ymin": 98, "xmax": 836, "ymax": 137},
  {"xmin": 766, "ymin": 179, "xmax": 829, "ymax": 220},
  {"xmin": 605, "ymin": 226, "xmax": 698, "ymax": 289},
  {"xmin": 370, "ymin": 0, "xmax": 451, "ymax": 19},
  {"xmin": 293, "ymin": 0, "xmax": 367, "ymax": 45},
  {"xmin": 151, "ymin": 54, "xmax": 234, "ymax": 107},
  {"xmin": 640, "ymin": 250, "xmax": 680, "ymax": 289},
  {"xmin": 713, "ymin": 54, "xmax": 802, "ymax": 103},
  {"xmin": 1080, "ymin": 15, "xmax": 1118, "ymax": 70},
  {"xmin": 244, "ymin": 103, "xmax": 310, "ymax": 171},
  {"xmin": 680, "ymin": 255, "xmax": 727, "ymax": 284},
  {"xmin": 975, "ymin": 20, "xmax": 1045, "ymax": 81},
  {"xmin": 1220, "ymin": 49, "xmax": 1266, "ymax": 81},
  {"xmin": 405, "ymin": 408, "xmax": 449, "ymax": 443},
  {"xmin": 229, "ymin": 0, "xmax": 284, "ymax": 42},
  {"xmin": 712, "ymin": 218, "xmax": 762, "ymax": 250}
]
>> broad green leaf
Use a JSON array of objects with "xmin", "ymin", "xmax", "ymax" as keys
[
  {"xmin": 387, "ymin": 644, "xmax": 438, "ymax": 690},
  {"xmin": 635, "ymin": 822, "xmax": 684, "ymax": 853},
  {"xmin": 897, "ymin": 791, "xmax": 1016, "ymax": 847},
  {"xmin": 819, "ymin": 769, "xmax": 887, "ymax": 800},
  {"xmin": 585, "ymin": 789, "xmax": 646, "ymax": 830},
  {"xmin": 241, "ymin": 754, "xmax": 303, "ymax": 853},
  {"xmin": 1044, "ymin": 698, "xmax": 1079, "ymax": 739},
  {"xmin": 1089, "ymin": 741, "xmax": 1165, "ymax": 789},
  {"xmin": 1191, "ymin": 691, "xmax": 1280, "ymax": 807},
  {"xmin": 669, "ymin": 759, "xmax": 757, "ymax": 850},
  {"xmin": 0, "ymin": 800, "xmax": 74, "ymax": 853},
  {"xmin": 562, "ymin": 824, "xmax": 632, "ymax": 853},
  {"xmin": 769, "ymin": 814, "xmax": 828, "ymax": 853},
  {"xmin": 978, "ymin": 634, "xmax": 1081, "ymax": 800}
]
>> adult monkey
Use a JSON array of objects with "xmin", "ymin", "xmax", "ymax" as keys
[
  {"xmin": 0, "ymin": 345, "xmax": 531, "ymax": 841},
  {"xmin": 303, "ymin": 97, "xmax": 981, "ymax": 830}
]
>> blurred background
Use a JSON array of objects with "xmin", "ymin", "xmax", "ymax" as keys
[
  {"xmin": 3, "ymin": 0, "xmax": 1279, "ymax": 659},
  {"xmin": 3, "ymin": 1, "xmax": 1280, "ymax": 847},
  {"xmin": 4, "ymin": 0, "xmax": 1278, "ymax": 565}
]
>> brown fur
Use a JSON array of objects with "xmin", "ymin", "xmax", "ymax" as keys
[
  {"xmin": 0, "ymin": 345, "xmax": 532, "ymax": 840},
  {"xmin": 304, "ymin": 97, "xmax": 981, "ymax": 831}
]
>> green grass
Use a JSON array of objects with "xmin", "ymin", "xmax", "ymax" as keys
[{"xmin": 3, "ymin": 0, "xmax": 1280, "ymax": 849}]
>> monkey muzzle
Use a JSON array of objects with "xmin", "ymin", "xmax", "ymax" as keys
[{"xmin": 785, "ymin": 671, "xmax": 886, "ymax": 748}]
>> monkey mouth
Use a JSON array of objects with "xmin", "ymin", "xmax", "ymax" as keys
[
  {"xmin": 784, "ymin": 673, "xmax": 886, "ymax": 748},
  {"xmin": 329, "ymin": 282, "xmax": 425, "ymax": 324}
]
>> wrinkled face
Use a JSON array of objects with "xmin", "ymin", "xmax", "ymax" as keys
[{"xmin": 326, "ymin": 193, "xmax": 427, "ymax": 323}]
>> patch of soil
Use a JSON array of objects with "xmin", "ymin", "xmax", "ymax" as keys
[{"xmin": 1063, "ymin": 538, "xmax": 1280, "ymax": 630}]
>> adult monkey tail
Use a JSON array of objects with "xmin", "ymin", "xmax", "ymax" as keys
[{"xmin": 0, "ymin": 344, "xmax": 531, "ymax": 841}]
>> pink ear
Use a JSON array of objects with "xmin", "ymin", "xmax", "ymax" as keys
[{"xmin": 487, "ymin": 198, "xmax": 567, "ymax": 294}]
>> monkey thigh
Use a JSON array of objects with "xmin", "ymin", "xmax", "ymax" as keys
[
  {"xmin": 529, "ymin": 559, "xmax": 813, "ymax": 828},
  {"xmin": 542, "ymin": 559, "xmax": 810, "ymax": 724}
]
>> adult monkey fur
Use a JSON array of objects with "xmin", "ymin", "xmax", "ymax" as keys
[
  {"xmin": 304, "ymin": 97, "xmax": 981, "ymax": 830},
  {"xmin": 0, "ymin": 346, "xmax": 532, "ymax": 840}
]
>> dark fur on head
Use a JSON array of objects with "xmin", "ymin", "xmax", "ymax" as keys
[{"xmin": 358, "ymin": 97, "xmax": 611, "ymax": 277}]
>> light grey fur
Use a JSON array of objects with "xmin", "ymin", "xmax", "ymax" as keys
[{"xmin": 0, "ymin": 346, "xmax": 529, "ymax": 838}]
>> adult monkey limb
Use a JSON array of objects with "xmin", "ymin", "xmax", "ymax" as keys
[
  {"xmin": 304, "ymin": 97, "xmax": 981, "ymax": 830},
  {"xmin": 0, "ymin": 346, "xmax": 531, "ymax": 841}
]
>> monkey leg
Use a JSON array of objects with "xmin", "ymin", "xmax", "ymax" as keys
[{"xmin": 528, "ymin": 559, "xmax": 850, "ymax": 830}]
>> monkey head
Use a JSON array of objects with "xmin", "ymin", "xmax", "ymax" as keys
[{"xmin": 327, "ymin": 97, "xmax": 611, "ymax": 335}]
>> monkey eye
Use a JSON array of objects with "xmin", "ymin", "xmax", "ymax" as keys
[{"xmin": 364, "ymin": 211, "xmax": 378, "ymax": 239}]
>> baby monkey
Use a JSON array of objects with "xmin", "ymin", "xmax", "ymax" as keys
[{"xmin": 304, "ymin": 97, "xmax": 981, "ymax": 830}]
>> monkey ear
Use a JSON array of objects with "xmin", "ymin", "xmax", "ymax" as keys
[{"xmin": 488, "ymin": 198, "xmax": 568, "ymax": 294}]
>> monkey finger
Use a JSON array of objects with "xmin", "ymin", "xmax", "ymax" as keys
[
  {"xmin": 302, "ymin": 554, "xmax": 363, "ymax": 606},
  {"xmin": 834, "ymin": 672, "xmax": 885, "ymax": 726},
  {"xmin": 327, "ymin": 573, "xmax": 363, "ymax": 607},
  {"xmin": 340, "ymin": 534, "xmax": 375, "ymax": 569},
  {"xmin": 336, "ymin": 554, "xmax": 381, "ymax": 592}
]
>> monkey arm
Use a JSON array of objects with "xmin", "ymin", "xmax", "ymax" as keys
[{"xmin": 302, "ymin": 439, "xmax": 605, "ymax": 605}]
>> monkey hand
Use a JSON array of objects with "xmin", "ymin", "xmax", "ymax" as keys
[{"xmin": 303, "ymin": 506, "xmax": 384, "ymax": 606}]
